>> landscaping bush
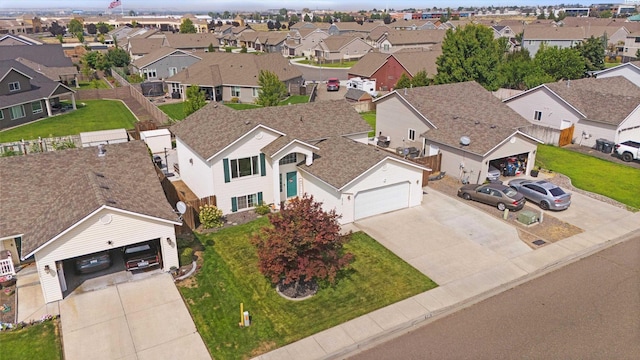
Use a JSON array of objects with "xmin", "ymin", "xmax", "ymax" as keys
[
  {"xmin": 180, "ymin": 247, "xmax": 194, "ymax": 266},
  {"xmin": 198, "ymin": 204, "xmax": 224, "ymax": 229},
  {"xmin": 230, "ymin": 97, "xmax": 240, "ymax": 103},
  {"xmin": 255, "ymin": 202, "xmax": 271, "ymax": 216}
]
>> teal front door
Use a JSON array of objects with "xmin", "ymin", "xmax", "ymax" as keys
[{"xmin": 286, "ymin": 172, "xmax": 297, "ymax": 197}]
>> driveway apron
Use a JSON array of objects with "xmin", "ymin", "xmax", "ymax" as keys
[{"xmin": 59, "ymin": 273, "xmax": 211, "ymax": 360}]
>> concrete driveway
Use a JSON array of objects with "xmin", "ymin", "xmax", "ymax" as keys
[
  {"xmin": 354, "ymin": 190, "xmax": 533, "ymax": 285},
  {"xmin": 60, "ymin": 273, "xmax": 211, "ymax": 360}
]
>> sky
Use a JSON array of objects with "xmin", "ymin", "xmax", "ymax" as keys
[{"xmin": 3, "ymin": 1, "xmax": 569, "ymax": 12}]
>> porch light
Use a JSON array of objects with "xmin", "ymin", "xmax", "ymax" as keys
[
  {"xmin": 44, "ymin": 265, "xmax": 51, "ymax": 274},
  {"xmin": 166, "ymin": 237, "xmax": 173, "ymax": 246}
]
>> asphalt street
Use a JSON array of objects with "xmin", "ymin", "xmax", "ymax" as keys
[{"xmin": 349, "ymin": 235, "xmax": 640, "ymax": 360}]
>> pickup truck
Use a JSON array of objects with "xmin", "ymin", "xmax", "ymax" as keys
[
  {"xmin": 123, "ymin": 241, "xmax": 160, "ymax": 271},
  {"xmin": 614, "ymin": 140, "xmax": 640, "ymax": 162}
]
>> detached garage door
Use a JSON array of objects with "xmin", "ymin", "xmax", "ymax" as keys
[{"xmin": 354, "ymin": 182, "xmax": 410, "ymax": 220}]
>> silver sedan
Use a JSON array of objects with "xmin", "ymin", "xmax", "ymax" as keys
[{"xmin": 508, "ymin": 179, "xmax": 571, "ymax": 211}]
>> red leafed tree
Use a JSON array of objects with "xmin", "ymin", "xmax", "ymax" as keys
[{"xmin": 252, "ymin": 194, "xmax": 353, "ymax": 292}]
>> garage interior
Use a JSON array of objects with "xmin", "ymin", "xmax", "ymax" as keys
[{"xmin": 489, "ymin": 152, "xmax": 531, "ymax": 179}]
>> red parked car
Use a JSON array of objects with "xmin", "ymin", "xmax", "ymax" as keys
[{"xmin": 327, "ymin": 78, "xmax": 340, "ymax": 91}]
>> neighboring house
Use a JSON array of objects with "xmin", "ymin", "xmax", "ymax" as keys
[
  {"xmin": 622, "ymin": 31, "xmax": 640, "ymax": 59},
  {"xmin": 348, "ymin": 48, "xmax": 441, "ymax": 91},
  {"xmin": 282, "ymin": 28, "xmax": 330, "ymax": 57},
  {"xmin": 374, "ymin": 82, "xmax": 542, "ymax": 183},
  {"xmin": 131, "ymin": 48, "xmax": 201, "ymax": 81},
  {"xmin": 503, "ymin": 76, "xmax": 640, "ymax": 146},
  {"xmin": 254, "ymin": 32, "xmax": 289, "ymax": 53},
  {"xmin": 126, "ymin": 37, "xmax": 165, "ymax": 60},
  {"xmin": 313, "ymin": 35, "xmax": 373, "ymax": 63},
  {"xmin": 169, "ymin": 100, "xmax": 427, "ymax": 224},
  {"xmin": 521, "ymin": 26, "xmax": 585, "ymax": 56},
  {"xmin": 391, "ymin": 19, "xmax": 445, "ymax": 31},
  {"xmin": 165, "ymin": 52, "xmax": 303, "ymax": 102},
  {"xmin": 592, "ymin": 61, "xmax": 640, "ymax": 88},
  {"xmin": 0, "ymin": 141, "xmax": 182, "ymax": 304},
  {"xmin": 0, "ymin": 33, "xmax": 42, "ymax": 45},
  {"xmin": 163, "ymin": 33, "xmax": 223, "ymax": 53},
  {"xmin": 0, "ymin": 60, "xmax": 76, "ymax": 130},
  {"xmin": 0, "ymin": 44, "xmax": 78, "ymax": 86},
  {"xmin": 376, "ymin": 29, "xmax": 445, "ymax": 53}
]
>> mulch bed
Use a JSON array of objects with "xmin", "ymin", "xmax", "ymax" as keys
[
  {"xmin": 427, "ymin": 175, "xmax": 584, "ymax": 248},
  {"xmin": 277, "ymin": 279, "xmax": 318, "ymax": 300},
  {"xmin": 0, "ymin": 282, "xmax": 16, "ymax": 324}
]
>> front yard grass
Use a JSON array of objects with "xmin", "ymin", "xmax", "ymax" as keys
[
  {"xmin": 360, "ymin": 111, "xmax": 376, "ymax": 137},
  {"xmin": 0, "ymin": 100, "xmax": 137, "ymax": 143},
  {"xmin": 0, "ymin": 320, "xmax": 62, "ymax": 360},
  {"xmin": 536, "ymin": 144, "xmax": 640, "ymax": 210},
  {"xmin": 178, "ymin": 217, "xmax": 437, "ymax": 359}
]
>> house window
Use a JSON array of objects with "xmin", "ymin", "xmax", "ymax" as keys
[
  {"xmin": 169, "ymin": 67, "xmax": 178, "ymax": 76},
  {"xmin": 31, "ymin": 101, "xmax": 43, "ymax": 114},
  {"xmin": 383, "ymin": 44, "xmax": 389, "ymax": 51},
  {"xmin": 279, "ymin": 153, "xmax": 297, "ymax": 165},
  {"xmin": 231, "ymin": 156, "xmax": 259, "ymax": 178},
  {"xmin": 10, "ymin": 105, "xmax": 25, "ymax": 120},
  {"xmin": 9, "ymin": 82, "xmax": 20, "ymax": 92},
  {"xmin": 237, "ymin": 193, "xmax": 258, "ymax": 210},
  {"xmin": 232, "ymin": 86, "xmax": 241, "ymax": 97},
  {"xmin": 252, "ymin": 88, "xmax": 259, "ymax": 97},
  {"xmin": 534, "ymin": 111, "xmax": 542, "ymax": 121},
  {"xmin": 408, "ymin": 128, "xmax": 416, "ymax": 141},
  {"xmin": 0, "ymin": 110, "xmax": 4, "ymax": 120},
  {"xmin": 144, "ymin": 69, "xmax": 157, "ymax": 78}
]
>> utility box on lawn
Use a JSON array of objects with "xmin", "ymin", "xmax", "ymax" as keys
[{"xmin": 517, "ymin": 210, "xmax": 539, "ymax": 225}]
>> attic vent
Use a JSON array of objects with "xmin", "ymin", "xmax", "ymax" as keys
[
  {"xmin": 106, "ymin": 199, "xmax": 117, "ymax": 205},
  {"xmin": 245, "ymin": 120, "xmax": 251, "ymax": 125},
  {"xmin": 95, "ymin": 172, "xmax": 105, "ymax": 178},
  {"xmin": 100, "ymin": 185, "xmax": 110, "ymax": 190},
  {"xmin": 474, "ymin": 120, "xmax": 480, "ymax": 125},
  {"xmin": 490, "ymin": 125, "xmax": 496, "ymax": 129}
]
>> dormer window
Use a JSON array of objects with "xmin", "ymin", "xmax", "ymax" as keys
[{"xmin": 9, "ymin": 82, "xmax": 20, "ymax": 92}]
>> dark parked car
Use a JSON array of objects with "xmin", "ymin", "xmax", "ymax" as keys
[
  {"xmin": 458, "ymin": 183, "xmax": 526, "ymax": 211},
  {"xmin": 75, "ymin": 251, "xmax": 112, "ymax": 274},
  {"xmin": 326, "ymin": 78, "xmax": 340, "ymax": 91},
  {"xmin": 123, "ymin": 241, "xmax": 160, "ymax": 271},
  {"xmin": 508, "ymin": 179, "xmax": 571, "ymax": 211}
]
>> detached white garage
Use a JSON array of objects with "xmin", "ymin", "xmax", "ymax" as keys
[{"xmin": 298, "ymin": 137, "xmax": 428, "ymax": 224}]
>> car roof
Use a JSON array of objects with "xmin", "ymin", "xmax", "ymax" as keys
[
  {"xmin": 533, "ymin": 180, "xmax": 560, "ymax": 190},
  {"xmin": 482, "ymin": 183, "xmax": 509, "ymax": 190},
  {"xmin": 328, "ymin": 78, "xmax": 339, "ymax": 81}
]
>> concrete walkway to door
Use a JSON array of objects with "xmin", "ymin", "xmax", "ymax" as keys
[{"xmin": 60, "ymin": 273, "xmax": 211, "ymax": 360}]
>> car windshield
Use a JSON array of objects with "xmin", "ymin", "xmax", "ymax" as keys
[
  {"xmin": 125, "ymin": 244, "xmax": 151, "ymax": 253},
  {"xmin": 549, "ymin": 187, "xmax": 565, "ymax": 196},
  {"xmin": 503, "ymin": 187, "xmax": 518, "ymax": 197}
]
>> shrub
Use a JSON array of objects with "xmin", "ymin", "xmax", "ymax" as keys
[
  {"xmin": 230, "ymin": 97, "xmax": 240, "ymax": 103},
  {"xmin": 180, "ymin": 247, "xmax": 193, "ymax": 266},
  {"xmin": 199, "ymin": 204, "xmax": 224, "ymax": 229},
  {"xmin": 255, "ymin": 202, "xmax": 271, "ymax": 216}
]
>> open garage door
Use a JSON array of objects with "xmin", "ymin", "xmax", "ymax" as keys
[{"xmin": 354, "ymin": 182, "xmax": 410, "ymax": 220}]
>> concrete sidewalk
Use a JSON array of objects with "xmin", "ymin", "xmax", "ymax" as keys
[{"xmin": 254, "ymin": 189, "xmax": 640, "ymax": 360}]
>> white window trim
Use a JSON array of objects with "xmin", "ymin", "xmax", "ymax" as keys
[
  {"xmin": 231, "ymin": 86, "xmax": 241, "ymax": 97},
  {"xmin": 31, "ymin": 101, "xmax": 43, "ymax": 114},
  {"xmin": 252, "ymin": 88, "xmax": 259, "ymax": 97},
  {"xmin": 230, "ymin": 155, "xmax": 260, "ymax": 179},
  {"xmin": 237, "ymin": 193, "xmax": 258, "ymax": 210},
  {"xmin": 534, "ymin": 111, "xmax": 542, "ymax": 121},
  {"xmin": 9, "ymin": 81, "xmax": 20, "ymax": 92},
  {"xmin": 279, "ymin": 153, "xmax": 297, "ymax": 165},
  {"xmin": 408, "ymin": 128, "xmax": 416, "ymax": 141},
  {"xmin": 10, "ymin": 105, "xmax": 25, "ymax": 120},
  {"xmin": 0, "ymin": 110, "xmax": 4, "ymax": 120}
]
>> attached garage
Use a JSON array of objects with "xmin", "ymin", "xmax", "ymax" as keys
[{"xmin": 354, "ymin": 182, "xmax": 410, "ymax": 220}]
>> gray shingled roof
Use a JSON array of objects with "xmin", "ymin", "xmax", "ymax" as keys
[
  {"xmin": 0, "ymin": 141, "xmax": 180, "ymax": 258},
  {"xmin": 0, "ymin": 60, "xmax": 75, "ymax": 109},
  {"xmin": 131, "ymin": 48, "xmax": 200, "ymax": 69},
  {"xmin": 383, "ymin": 29, "xmax": 446, "ymax": 45},
  {"xmin": 15, "ymin": 57, "xmax": 77, "ymax": 81},
  {"xmin": 0, "ymin": 44, "xmax": 74, "ymax": 68},
  {"xmin": 128, "ymin": 38, "xmax": 164, "ymax": 55},
  {"xmin": 545, "ymin": 76, "xmax": 640, "ymax": 126},
  {"xmin": 170, "ymin": 100, "xmax": 371, "ymax": 160},
  {"xmin": 522, "ymin": 26, "xmax": 586, "ymax": 40},
  {"xmin": 163, "ymin": 32, "xmax": 221, "ymax": 48},
  {"xmin": 387, "ymin": 82, "xmax": 531, "ymax": 155}
]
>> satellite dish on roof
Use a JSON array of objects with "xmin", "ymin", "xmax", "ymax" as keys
[
  {"xmin": 460, "ymin": 136, "xmax": 471, "ymax": 146},
  {"xmin": 176, "ymin": 201, "xmax": 187, "ymax": 215}
]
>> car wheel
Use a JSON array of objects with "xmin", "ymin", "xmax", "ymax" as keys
[
  {"xmin": 462, "ymin": 193, "xmax": 471, "ymax": 200},
  {"xmin": 497, "ymin": 202, "xmax": 506, "ymax": 211},
  {"xmin": 539, "ymin": 201, "xmax": 549, "ymax": 210},
  {"xmin": 621, "ymin": 152, "xmax": 633, "ymax": 162}
]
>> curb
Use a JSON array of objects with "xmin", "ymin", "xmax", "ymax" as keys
[{"xmin": 322, "ymin": 230, "xmax": 637, "ymax": 359}]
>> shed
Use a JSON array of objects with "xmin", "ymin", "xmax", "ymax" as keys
[
  {"xmin": 140, "ymin": 129, "xmax": 172, "ymax": 154},
  {"xmin": 80, "ymin": 129, "xmax": 129, "ymax": 148}
]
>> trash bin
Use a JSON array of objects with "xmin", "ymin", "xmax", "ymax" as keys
[
  {"xmin": 602, "ymin": 140, "xmax": 615, "ymax": 154},
  {"xmin": 153, "ymin": 155, "xmax": 162, "ymax": 168},
  {"xmin": 595, "ymin": 138, "xmax": 605, "ymax": 152}
]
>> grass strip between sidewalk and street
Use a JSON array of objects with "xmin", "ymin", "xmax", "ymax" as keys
[{"xmin": 178, "ymin": 217, "xmax": 437, "ymax": 359}]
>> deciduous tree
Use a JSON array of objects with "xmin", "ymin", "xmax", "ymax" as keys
[
  {"xmin": 180, "ymin": 18, "xmax": 197, "ymax": 33},
  {"xmin": 252, "ymin": 194, "xmax": 354, "ymax": 293},
  {"xmin": 68, "ymin": 19, "xmax": 83, "ymax": 35},
  {"xmin": 575, "ymin": 36, "xmax": 605, "ymax": 71},
  {"xmin": 185, "ymin": 85, "xmax": 206, "ymax": 116},
  {"xmin": 86, "ymin": 23, "xmax": 97, "ymax": 35},
  {"xmin": 534, "ymin": 44, "xmax": 585, "ymax": 81},
  {"xmin": 394, "ymin": 73, "xmax": 412, "ymax": 89},
  {"xmin": 106, "ymin": 47, "xmax": 130, "ymax": 67},
  {"xmin": 257, "ymin": 70, "xmax": 287, "ymax": 106}
]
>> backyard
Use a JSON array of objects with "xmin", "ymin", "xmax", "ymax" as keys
[
  {"xmin": 0, "ymin": 100, "xmax": 137, "ymax": 143},
  {"xmin": 0, "ymin": 320, "xmax": 63, "ymax": 360},
  {"xmin": 536, "ymin": 144, "xmax": 640, "ymax": 210},
  {"xmin": 360, "ymin": 111, "xmax": 376, "ymax": 137},
  {"xmin": 178, "ymin": 217, "xmax": 437, "ymax": 359}
]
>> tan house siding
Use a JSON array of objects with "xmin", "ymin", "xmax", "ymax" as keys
[{"xmin": 375, "ymin": 95, "xmax": 429, "ymax": 150}]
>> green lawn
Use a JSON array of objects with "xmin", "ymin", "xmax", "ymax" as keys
[
  {"xmin": 224, "ymin": 103, "xmax": 262, "ymax": 110},
  {"xmin": 78, "ymin": 79, "xmax": 110, "ymax": 89},
  {"xmin": 536, "ymin": 144, "xmax": 640, "ymax": 210},
  {"xmin": 160, "ymin": 96, "xmax": 310, "ymax": 119},
  {"xmin": 158, "ymin": 102, "xmax": 186, "ymax": 121},
  {"xmin": 361, "ymin": 111, "xmax": 376, "ymax": 137},
  {"xmin": 279, "ymin": 95, "xmax": 309, "ymax": 105},
  {"xmin": 0, "ymin": 100, "xmax": 137, "ymax": 143},
  {"xmin": 0, "ymin": 320, "xmax": 62, "ymax": 360},
  {"xmin": 179, "ymin": 217, "xmax": 437, "ymax": 359},
  {"xmin": 604, "ymin": 62, "xmax": 621, "ymax": 68}
]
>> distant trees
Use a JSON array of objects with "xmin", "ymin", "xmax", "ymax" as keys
[
  {"xmin": 96, "ymin": 22, "xmax": 110, "ymax": 34},
  {"xmin": 86, "ymin": 23, "xmax": 97, "ymax": 35},
  {"xmin": 68, "ymin": 19, "xmax": 83, "ymax": 35},
  {"xmin": 49, "ymin": 21, "xmax": 65, "ymax": 37}
]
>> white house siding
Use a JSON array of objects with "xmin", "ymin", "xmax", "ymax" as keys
[
  {"xmin": 618, "ymin": 107, "xmax": 640, "ymax": 143},
  {"xmin": 577, "ymin": 119, "xmax": 618, "ymax": 147},
  {"xmin": 175, "ymin": 138, "xmax": 215, "ymax": 199},
  {"xmin": 376, "ymin": 95, "xmax": 429, "ymax": 150},
  {"xmin": 300, "ymin": 174, "xmax": 345, "ymax": 222},
  {"xmin": 35, "ymin": 209, "xmax": 178, "ymax": 303},
  {"xmin": 596, "ymin": 67, "xmax": 640, "ymax": 88},
  {"xmin": 523, "ymin": 39, "xmax": 579, "ymax": 57},
  {"xmin": 210, "ymin": 127, "xmax": 280, "ymax": 214},
  {"xmin": 435, "ymin": 145, "xmax": 484, "ymax": 184},
  {"xmin": 505, "ymin": 87, "xmax": 581, "ymax": 131}
]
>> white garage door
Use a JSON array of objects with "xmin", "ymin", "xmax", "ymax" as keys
[{"xmin": 354, "ymin": 182, "xmax": 410, "ymax": 220}]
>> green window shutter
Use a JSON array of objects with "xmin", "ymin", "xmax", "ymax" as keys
[
  {"xmin": 260, "ymin": 153, "xmax": 266, "ymax": 177},
  {"xmin": 223, "ymin": 158, "xmax": 230, "ymax": 183},
  {"xmin": 231, "ymin": 197, "xmax": 238, "ymax": 212},
  {"xmin": 257, "ymin": 192, "xmax": 263, "ymax": 205}
]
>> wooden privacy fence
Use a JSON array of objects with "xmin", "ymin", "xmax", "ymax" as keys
[
  {"xmin": 559, "ymin": 124, "xmax": 575, "ymax": 147},
  {"xmin": 407, "ymin": 153, "xmax": 442, "ymax": 185}
]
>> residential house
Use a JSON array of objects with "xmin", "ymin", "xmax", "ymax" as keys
[
  {"xmin": 169, "ymin": 100, "xmax": 427, "ymax": 224},
  {"xmin": 0, "ymin": 141, "xmax": 182, "ymax": 304},
  {"xmin": 376, "ymin": 29, "xmax": 445, "ymax": 53},
  {"xmin": 503, "ymin": 76, "xmax": 640, "ymax": 146},
  {"xmin": 254, "ymin": 32, "xmax": 289, "ymax": 53},
  {"xmin": 0, "ymin": 60, "xmax": 76, "ymax": 130},
  {"xmin": 622, "ymin": 31, "xmax": 640, "ymax": 59},
  {"xmin": 521, "ymin": 26, "xmax": 585, "ymax": 56},
  {"xmin": 592, "ymin": 61, "xmax": 640, "ymax": 88},
  {"xmin": 282, "ymin": 28, "xmax": 329, "ymax": 57},
  {"xmin": 165, "ymin": 52, "xmax": 303, "ymax": 102},
  {"xmin": 391, "ymin": 19, "xmax": 445, "ymax": 31},
  {"xmin": 131, "ymin": 48, "xmax": 201, "ymax": 81},
  {"xmin": 374, "ymin": 82, "xmax": 541, "ymax": 183},
  {"xmin": 348, "ymin": 48, "xmax": 441, "ymax": 91},
  {"xmin": 126, "ymin": 37, "xmax": 165, "ymax": 60},
  {"xmin": 0, "ymin": 44, "xmax": 78, "ymax": 86},
  {"xmin": 163, "ymin": 32, "xmax": 223, "ymax": 53},
  {"xmin": 313, "ymin": 35, "xmax": 373, "ymax": 63},
  {"xmin": 0, "ymin": 33, "xmax": 42, "ymax": 45}
]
